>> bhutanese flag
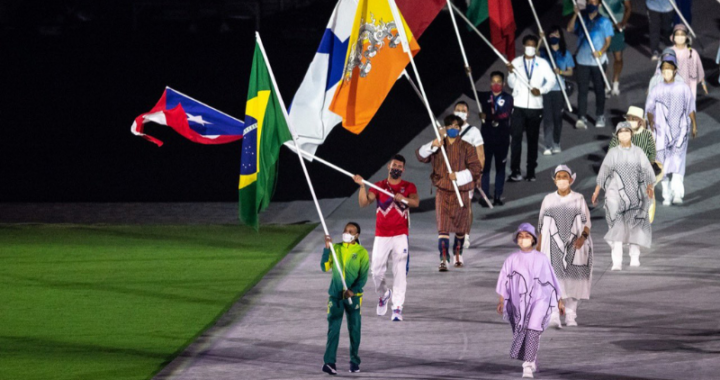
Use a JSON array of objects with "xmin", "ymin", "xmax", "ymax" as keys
[
  {"xmin": 329, "ymin": 0, "xmax": 420, "ymax": 134},
  {"xmin": 239, "ymin": 41, "xmax": 294, "ymax": 230}
]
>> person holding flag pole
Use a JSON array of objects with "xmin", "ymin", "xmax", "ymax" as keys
[
  {"xmin": 252, "ymin": 32, "xmax": 368, "ymax": 375},
  {"xmin": 526, "ymin": 0, "xmax": 573, "ymax": 113},
  {"xmin": 567, "ymin": 0, "xmax": 613, "ymax": 129}
]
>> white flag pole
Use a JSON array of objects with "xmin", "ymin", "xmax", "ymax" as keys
[
  {"xmin": 448, "ymin": 2, "xmax": 533, "ymax": 90},
  {"xmin": 667, "ymin": 0, "xmax": 696, "ymax": 39},
  {"xmin": 283, "ymin": 142, "xmax": 409, "ymax": 205},
  {"xmin": 389, "ymin": 0, "xmax": 465, "ymax": 208},
  {"xmin": 446, "ymin": 0, "xmax": 484, "ymax": 116},
  {"xmin": 599, "ymin": 1, "xmax": 623, "ymax": 32},
  {"xmin": 402, "ymin": 70, "xmax": 443, "ymax": 127},
  {"xmin": 256, "ymin": 32, "xmax": 352, "ymax": 304},
  {"xmin": 571, "ymin": 0, "xmax": 612, "ymax": 91},
  {"xmin": 526, "ymin": 0, "xmax": 574, "ymax": 112}
]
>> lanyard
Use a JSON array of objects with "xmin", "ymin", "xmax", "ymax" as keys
[
  {"xmin": 524, "ymin": 57, "xmax": 535, "ymax": 81},
  {"xmin": 490, "ymin": 94, "xmax": 502, "ymax": 114}
]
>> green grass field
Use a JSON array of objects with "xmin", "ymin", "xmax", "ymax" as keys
[{"xmin": 0, "ymin": 224, "xmax": 316, "ymax": 380}]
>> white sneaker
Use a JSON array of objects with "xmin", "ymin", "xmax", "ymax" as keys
[
  {"xmin": 611, "ymin": 265, "xmax": 622, "ymax": 271},
  {"xmin": 543, "ymin": 148, "xmax": 552, "ymax": 156},
  {"xmin": 651, "ymin": 51, "xmax": 659, "ymax": 61},
  {"xmin": 575, "ymin": 117, "xmax": 588, "ymax": 129},
  {"xmin": 522, "ymin": 367, "xmax": 534, "ymax": 378},
  {"xmin": 463, "ymin": 234, "xmax": 470, "ymax": 249},
  {"xmin": 612, "ymin": 81, "xmax": 620, "ymax": 96},
  {"xmin": 630, "ymin": 257, "xmax": 640, "ymax": 267},
  {"xmin": 377, "ymin": 290, "xmax": 391, "ymax": 316},
  {"xmin": 391, "ymin": 307, "xmax": 403, "ymax": 321},
  {"xmin": 672, "ymin": 196, "xmax": 683, "ymax": 205},
  {"xmin": 596, "ymin": 115, "xmax": 606, "ymax": 128},
  {"xmin": 662, "ymin": 198, "xmax": 672, "ymax": 206},
  {"xmin": 565, "ymin": 312, "xmax": 578, "ymax": 327},
  {"xmin": 551, "ymin": 146, "xmax": 562, "ymax": 154}
]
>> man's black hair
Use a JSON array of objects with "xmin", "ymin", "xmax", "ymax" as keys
[
  {"xmin": 444, "ymin": 114, "xmax": 463, "ymax": 127},
  {"xmin": 522, "ymin": 34, "xmax": 539, "ymax": 45},
  {"xmin": 391, "ymin": 154, "xmax": 406, "ymax": 165},
  {"xmin": 490, "ymin": 71, "xmax": 505, "ymax": 82},
  {"xmin": 454, "ymin": 100, "xmax": 469, "ymax": 108}
]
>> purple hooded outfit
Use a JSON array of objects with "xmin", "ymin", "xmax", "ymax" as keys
[{"xmin": 496, "ymin": 223, "xmax": 562, "ymax": 362}]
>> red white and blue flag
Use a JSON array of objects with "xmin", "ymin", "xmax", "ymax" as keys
[{"xmin": 131, "ymin": 87, "xmax": 245, "ymax": 147}]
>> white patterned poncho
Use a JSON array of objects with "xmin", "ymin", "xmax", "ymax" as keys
[{"xmin": 597, "ymin": 144, "xmax": 657, "ymax": 248}]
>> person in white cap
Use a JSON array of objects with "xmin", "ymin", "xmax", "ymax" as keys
[
  {"xmin": 536, "ymin": 165, "xmax": 593, "ymax": 328},
  {"xmin": 496, "ymin": 222, "xmax": 564, "ymax": 379},
  {"xmin": 609, "ymin": 106, "xmax": 656, "ymax": 163},
  {"xmin": 646, "ymin": 54, "xmax": 698, "ymax": 206},
  {"xmin": 592, "ymin": 122, "xmax": 656, "ymax": 270}
]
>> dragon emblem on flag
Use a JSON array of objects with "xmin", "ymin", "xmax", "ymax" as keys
[{"xmin": 344, "ymin": 13, "xmax": 401, "ymax": 80}]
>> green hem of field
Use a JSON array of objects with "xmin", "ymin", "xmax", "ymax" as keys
[{"xmin": 0, "ymin": 223, "xmax": 317, "ymax": 380}]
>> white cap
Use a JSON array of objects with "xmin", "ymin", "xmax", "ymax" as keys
[{"xmin": 626, "ymin": 106, "xmax": 644, "ymax": 119}]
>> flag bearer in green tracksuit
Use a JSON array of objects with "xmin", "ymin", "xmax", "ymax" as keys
[{"xmin": 321, "ymin": 222, "xmax": 369, "ymax": 376}]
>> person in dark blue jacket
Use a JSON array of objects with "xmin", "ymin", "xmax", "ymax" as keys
[{"xmin": 478, "ymin": 71, "xmax": 514, "ymax": 206}]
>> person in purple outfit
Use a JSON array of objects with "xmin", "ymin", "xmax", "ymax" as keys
[{"xmin": 496, "ymin": 223, "xmax": 565, "ymax": 379}]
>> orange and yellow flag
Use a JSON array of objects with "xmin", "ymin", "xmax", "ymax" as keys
[{"xmin": 329, "ymin": 0, "xmax": 420, "ymax": 134}]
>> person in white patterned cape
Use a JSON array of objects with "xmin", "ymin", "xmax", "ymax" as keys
[
  {"xmin": 496, "ymin": 223, "xmax": 564, "ymax": 379},
  {"xmin": 353, "ymin": 154, "xmax": 419, "ymax": 322},
  {"xmin": 536, "ymin": 165, "xmax": 593, "ymax": 329},
  {"xmin": 592, "ymin": 122, "xmax": 656, "ymax": 270}
]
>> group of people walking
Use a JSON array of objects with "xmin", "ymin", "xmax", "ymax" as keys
[{"xmin": 317, "ymin": 1, "xmax": 708, "ymax": 378}]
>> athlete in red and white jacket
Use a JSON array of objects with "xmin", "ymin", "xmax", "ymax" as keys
[{"xmin": 353, "ymin": 154, "xmax": 419, "ymax": 322}]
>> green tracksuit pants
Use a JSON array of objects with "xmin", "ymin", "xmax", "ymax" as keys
[{"xmin": 324, "ymin": 295, "xmax": 362, "ymax": 365}]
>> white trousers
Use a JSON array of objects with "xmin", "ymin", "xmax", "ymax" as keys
[
  {"xmin": 371, "ymin": 235, "xmax": 409, "ymax": 309},
  {"xmin": 661, "ymin": 174, "xmax": 685, "ymax": 200},
  {"xmin": 610, "ymin": 241, "xmax": 640, "ymax": 267}
]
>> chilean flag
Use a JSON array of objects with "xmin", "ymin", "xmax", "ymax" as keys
[{"xmin": 131, "ymin": 87, "xmax": 245, "ymax": 147}]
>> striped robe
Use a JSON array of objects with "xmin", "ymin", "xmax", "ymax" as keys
[
  {"xmin": 609, "ymin": 128, "xmax": 656, "ymax": 163},
  {"xmin": 416, "ymin": 138, "xmax": 482, "ymax": 233}
]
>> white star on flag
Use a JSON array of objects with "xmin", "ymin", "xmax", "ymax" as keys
[{"xmin": 186, "ymin": 113, "xmax": 212, "ymax": 126}]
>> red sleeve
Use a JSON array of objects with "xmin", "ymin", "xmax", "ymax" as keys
[
  {"xmin": 406, "ymin": 182, "xmax": 418, "ymax": 196},
  {"xmin": 368, "ymin": 181, "xmax": 382, "ymax": 196}
]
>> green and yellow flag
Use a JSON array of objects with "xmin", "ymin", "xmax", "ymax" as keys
[{"xmin": 239, "ymin": 41, "xmax": 294, "ymax": 230}]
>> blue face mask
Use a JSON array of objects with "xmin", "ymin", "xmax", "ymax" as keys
[
  {"xmin": 446, "ymin": 128, "xmax": 459, "ymax": 138},
  {"xmin": 586, "ymin": 4, "xmax": 598, "ymax": 13},
  {"xmin": 549, "ymin": 37, "xmax": 560, "ymax": 45}
]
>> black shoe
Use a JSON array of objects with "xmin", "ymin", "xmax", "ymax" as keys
[
  {"xmin": 525, "ymin": 175, "xmax": 536, "ymax": 182},
  {"xmin": 322, "ymin": 363, "xmax": 337, "ymax": 375},
  {"xmin": 479, "ymin": 198, "xmax": 489, "ymax": 208},
  {"xmin": 508, "ymin": 173, "xmax": 523, "ymax": 182},
  {"xmin": 493, "ymin": 197, "xmax": 504, "ymax": 206},
  {"xmin": 349, "ymin": 362, "xmax": 360, "ymax": 373}
]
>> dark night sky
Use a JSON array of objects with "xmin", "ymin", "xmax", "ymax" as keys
[{"xmin": 1, "ymin": 0, "xmax": 553, "ymax": 202}]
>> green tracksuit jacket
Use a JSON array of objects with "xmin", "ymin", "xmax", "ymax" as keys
[{"xmin": 321, "ymin": 242, "xmax": 369, "ymax": 366}]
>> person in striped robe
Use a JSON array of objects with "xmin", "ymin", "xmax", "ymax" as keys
[
  {"xmin": 416, "ymin": 115, "xmax": 482, "ymax": 272},
  {"xmin": 609, "ymin": 106, "xmax": 656, "ymax": 162}
]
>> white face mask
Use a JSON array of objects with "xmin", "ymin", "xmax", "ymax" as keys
[
  {"xmin": 556, "ymin": 179, "xmax": 570, "ymax": 192},
  {"xmin": 628, "ymin": 120, "xmax": 640, "ymax": 130},
  {"xmin": 674, "ymin": 35, "xmax": 687, "ymax": 45},
  {"xmin": 454, "ymin": 111, "xmax": 468, "ymax": 121},
  {"xmin": 518, "ymin": 237, "xmax": 534, "ymax": 249},
  {"xmin": 525, "ymin": 46, "xmax": 536, "ymax": 57},
  {"xmin": 662, "ymin": 69, "xmax": 675, "ymax": 82},
  {"xmin": 342, "ymin": 233, "xmax": 356, "ymax": 243},
  {"xmin": 618, "ymin": 131, "xmax": 632, "ymax": 144}
]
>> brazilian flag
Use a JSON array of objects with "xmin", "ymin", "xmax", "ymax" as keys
[{"xmin": 239, "ymin": 41, "xmax": 294, "ymax": 230}]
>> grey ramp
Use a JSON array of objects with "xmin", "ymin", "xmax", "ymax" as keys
[{"xmin": 155, "ymin": 3, "xmax": 720, "ymax": 380}]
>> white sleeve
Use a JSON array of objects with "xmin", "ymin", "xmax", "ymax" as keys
[
  {"xmin": 455, "ymin": 169, "xmax": 473, "ymax": 186},
  {"xmin": 418, "ymin": 141, "xmax": 438, "ymax": 158},
  {"xmin": 472, "ymin": 128, "xmax": 484, "ymax": 146}
]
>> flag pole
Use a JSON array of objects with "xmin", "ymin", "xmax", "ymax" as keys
[
  {"xmin": 526, "ymin": 0, "xmax": 573, "ymax": 112},
  {"xmin": 667, "ymin": 0, "xmax": 696, "ymax": 39},
  {"xmin": 570, "ymin": 0, "xmax": 612, "ymax": 91},
  {"xmin": 448, "ymin": 2, "xmax": 533, "ymax": 90},
  {"xmin": 389, "ymin": 0, "xmax": 465, "ymax": 208},
  {"xmin": 256, "ymin": 32, "xmax": 352, "ymax": 304},
  {"xmin": 402, "ymin": 70, "xmax": 442, "ymax": 127},
  {"xmin": 599, "ymin": 2, "xmax": 623, "ymax": 32},
  {"xmin": 283, "ymin": 142, "xmax": 409, "ymax": 205},
  {"xmin": 445, "ymin": 0, "xmax": 484, "ymax": 117}
]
